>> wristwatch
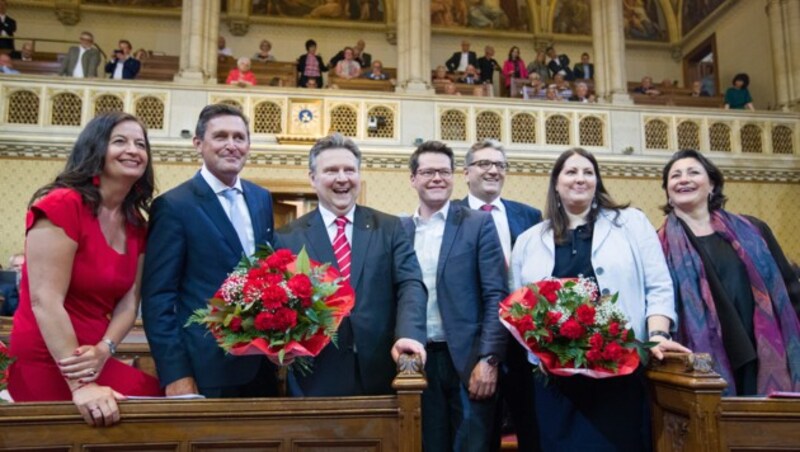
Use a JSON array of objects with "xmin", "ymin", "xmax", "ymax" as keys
[
  {"xmin": 102, "ymin": 338, "xmax": 117, "ymax": 355},
  {"xmin": 648, "ymin": 330, "xmax": 672, "ymax": 341},
  {"xmin": 482, "ymin": 354, "xmax": 500, "ymax": 367}
]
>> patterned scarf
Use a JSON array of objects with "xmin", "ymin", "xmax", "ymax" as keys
[{"xmin": 658, "ymin": 210, "xmax": 800, "ymax": 395}]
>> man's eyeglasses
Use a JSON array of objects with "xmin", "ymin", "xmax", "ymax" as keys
[
  {"xmin": 469, "ymin": 160, "xmax": 507, "ymax": 171},
  {"xmin": 416, "ymin": 168, "xmax": 453, "ymax": 179}
]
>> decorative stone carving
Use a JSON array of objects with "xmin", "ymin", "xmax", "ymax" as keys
[
  {"xmin": 664, "ymin": 412, "xmax": 690, "ymax": 452},
  {"xmin": 228, "ymin": 19, "xmax": 250, "ymax": 36},
  {"xmin": 54, "ymin": 5, "xmax": 80, "ymax": 26},
  {"xmin": 385, "ymin": 29, "xmax": 397, "ymax": 46}
]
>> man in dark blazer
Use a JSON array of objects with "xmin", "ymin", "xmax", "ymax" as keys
[
  {"xmin": 403, "ymin": 141, "xmax": 508, "ymax": 451},
  {"xmin": 59, "ymin": 31, "xmax": 101, "ymax": 78},
  {"xmin": 275, "ymin": 133, "xmax": 427, "ymax": 397},
  {"xmin": 104, "ymin": 39, "xmax": 140, "ymax": 80},
  {"xmin": 457, "ymin": 139, "xmax": 542, "ymax": 452},
  {"xmin": 142, "ymin": 104, "xmax": 277, "ymax": 398},
  {"xmin": 445, "ymin": 39, "xmax": 478, "ymax": 73},
  {"xmin": 572, "ymin": 52, "xmax": 594, "ymax": 80},
  {"xmin": 0, "ymin": 0, "xmax": 16, "ymax": 51},
  {"xmin": 546, "ymin": 45, "xmax": 574, "ymax": 81}
]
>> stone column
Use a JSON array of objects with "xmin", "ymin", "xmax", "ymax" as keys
[
  {"xmin": 590, "ymin": 0, "xmax": 608, "ymax": 101},
  {"xmin": 174, "ymin": 0, "xmax": 220, "ymax": 84},
  {"xmin": 395, "ymin": 0, "xmax": 433, "ymax": 93},
  {"xmin": 604, "ymin": 0, "xmax": 631, "ymax": 104},
  {"xmin": 767, "ymin": 0, "xmax": 800, "ymax": 111}
]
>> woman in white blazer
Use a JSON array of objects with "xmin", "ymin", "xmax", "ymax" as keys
[{"xmin": 510, "ymin": 148, "xmax": 688, "ymax": 452}]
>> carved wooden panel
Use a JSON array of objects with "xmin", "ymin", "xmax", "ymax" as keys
[{"xmin": 192, "ymin": 441, "xmax": 280, "ymax": 451}]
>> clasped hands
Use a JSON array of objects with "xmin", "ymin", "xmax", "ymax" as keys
[{"xmin": 59, "ymin": 341, "xmax": 125, "ymax": 427}]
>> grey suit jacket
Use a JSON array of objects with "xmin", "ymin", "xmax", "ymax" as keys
[{"xmin": 60, "ymin": 46, "xmax": 101, "ymax": 77}]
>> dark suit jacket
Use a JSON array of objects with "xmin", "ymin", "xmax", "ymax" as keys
[
  {"xmin": 0, "ymin": 14, "xmax": 15, "ymax": 50},
  {"xmin": 477, "ymin": 56, "xmax": 500, "ymax": 83},
  {"xmin": 104, "ymin": 57, "xmax": 141, "ymax": 79},
  {"xmin": 59, "ymin": 46, "xmax": 101, "ymax": 77},
  {"xmin": 547, "ymin": 54, "xmax": 574, "ymax": 81},
  {"xmin": 0, "ymin": 283, "xmax": 18, "ymax": 316},
  {"xmin": 275, "ymin": 206, "xmax": 427, "ymax": 396},
  {"xmin": 456, "ymin": 197, "xmax": 542, "ymax": 245},
  {"xmin": 141, "ymin": 172, "xmax": 274, "ymax": 391},
  {"xmin": 401, "ymin": 203, "xmax": 508, "ymax": 386},
  {"xmin": 446, "ymin": 51, "xmax": 478, "ymax": 72},
  {"xmin": 573, "ymin": 63, "xmax": 594, "ymax": 80}
]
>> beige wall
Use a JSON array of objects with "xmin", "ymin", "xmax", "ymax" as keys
[{"xmin": 1, "ymin": 156, "xmax": 799, "ymax": 265}]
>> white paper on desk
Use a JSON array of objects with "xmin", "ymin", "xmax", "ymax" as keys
[{"xmin": 125, "ymin": 394, "xmax": 206, "ymax": 400}]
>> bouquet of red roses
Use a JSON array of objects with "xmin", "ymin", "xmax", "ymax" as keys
[
  {"xmin": 0, "ymin": 340, "xmax": 13, "ymax": 395},
  {"xmin": 499, "ymin": 277, "xmax": 640, "ymax": 378},
  {"xmin": 188, "ymin": 246, "xmax": 355, "ymax": 373}
]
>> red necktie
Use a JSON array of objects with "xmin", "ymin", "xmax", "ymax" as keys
[
  {"xmin": 481, "ymin": 204, "xmax": 493, "ymax": 212},
  {"xmin": 333, "ymin": 216, "xmax": 351, "ymax": 280}
]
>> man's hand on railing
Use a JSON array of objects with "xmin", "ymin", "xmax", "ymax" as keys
[{"xmin": 391, "ymin": 338, "xmax": 426, "ymax": 365}]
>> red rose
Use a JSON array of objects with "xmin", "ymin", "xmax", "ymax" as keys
[
  {"xmin": 602, "ymin": 342, "xmax": 624, "ymax": 362},
  {"xmin": 536, "ymin": 280, "xmax": 562, "ymax": 304},
  {"xmin": 545, "ymin": 311, "xmax": 563, "ymax": 327},
  {"xmin": 608, "ymin": 322, "xmax": 621, "ymax": 336},
  {"xmin": 559, "ymin": 319, "xmax": 584, "ymax": 340},
  {"xmin": 272, "ymin": 307, "xmax": 298, "ymax": 330},
  {"xmin": 287, "ymin": 274, "xmax": 313, "ymax": 300},
  {"xmin": 254, "ymin": 311, "xmax": 274, "ymax": 331},
  {"xmin": 260, "ymin": 285, "xmax": 289, "ymax": 309},
  {"xmin": 589, "ymin": 332, "xmax": 604, "ymax": 350},
  {"xmin": 229, "ymin": 316, "xmax": 243, "ymax": 332},
  {"xmin": 517, "ymin": 314, "xmax": 535, "ymax": 333},
  {"xmin": 576, "ymin": 304, "xmax": 596, "ymax": 325},
  {"xmin": 265, "ymin": 249, "xmax": 295, "ymax": 272},
  {"xmin": 540, "ymin": 329, "xmax": 554, "ymax": 343},
  {"xmin": 586, "ymin": 349, "xmax": 602, "ymax": 362}
]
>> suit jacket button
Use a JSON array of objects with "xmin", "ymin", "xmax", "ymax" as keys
[
  {"xmin": 596, "ymin": 267, "xmax": 604, "ymax": 275},
  {"xmin": 601, "ymin": 288, "xmax": 610, "ymax": 296}
]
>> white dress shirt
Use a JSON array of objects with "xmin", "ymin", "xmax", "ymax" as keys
[
  {"xmin": 72, "ymin": 46, "xmax": 87, "ymax": 78},
  {"xmin": 412, "ymin": 201, "xmax": 449, "ymax": 342},
  {"xmin": 458, "ymin": 52, "xmax": 470, "ymax": 72},
  {"xmin": 113, "ymin": 60, "xmax": 124, "ymax": 80},
  {"xmin": 318, "ymin": 204, "xmax": 355, "ymax": 245},
  {"xmin": 468, "ymin": 194, "xmax": 511, "ymax": 263},
  {"xmin": 200, "ymin": 165, "xmax": 255, "ymax": 256}
]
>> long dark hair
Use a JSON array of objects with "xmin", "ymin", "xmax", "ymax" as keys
[
  {"xmin": 660, "ymin": 149, "xmax": 727, "ymax": 214},
  {"xmin": 545, "ymin": 148, "xmax": 629, "ymax": 244},
  {"xmin": 29, "ymin": 112, "xmax": 155, "ymax": 227}
]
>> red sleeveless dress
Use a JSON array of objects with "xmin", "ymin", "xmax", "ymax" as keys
[{"xmin": 8, "ymin": 188, "xmax": 162, "ymax": 401}]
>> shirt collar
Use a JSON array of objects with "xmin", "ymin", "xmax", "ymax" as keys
[
  {"xmin": 413, "ymin": 201, "xmax": 450, "ymax": 226},
  {"xmin": 467, "ymin": 194, "xmax": 505, "ymax": 213},
  {"xmin": 200, "ymin": 164, "xmax": 243, "ymax": 194},
  {"xmin": 319, "ymin": 204, "xmax": 356, "ymax": 229}
]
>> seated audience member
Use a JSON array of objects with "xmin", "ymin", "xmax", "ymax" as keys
[
  {"xmin": 553, "ymin": 73, "xmax": 573, "ymax": 98},
  {"xmin": 546, "ymin": 45, "xmax": 574, "ymax": 80},
  {"xmin": 297, "ymin": 39, "xmax": 327, "ymax": 88},
  {"xmin": 305, "ymin": 78, "xmax": 318, "ymax": 88},
  {"xmin": 0, "ymin": 52, "xmax": 19, "ymax": 74},
  {"xmin": 446, "ymin": 39, "xmax": 477, "ymax": 73},
  {"xmin": 572, "ymin": 52, "xmax": 594, "ymax": 79},
  {"xmin": 724, "ymin": 73, "xmax": 754, "ymax": 110},
  {"xmin": 544, "ymin": 84, "xmax": 563, "ymax": 101},
  {"xmin": 331, "ymin": 39, "xmax": 371, "ymax": 69},
  {"xmin": 363, "ymin": 60, "xmax": 387, "ymax": 80},
  {"xmin": 433, "ymin": 65, "xmax": 449, "ymax": 82},
  {"xmin": 104, "ymin": 39, "xmax": 140, "ymax": 80},
  {"xmin": 133, "ymin": 48, "xmax": 149, "ymax": 61},
  {"xmin": 522, "ymin": 73, "xmax": 544, "ymax": 100},
  {"xmin": 253, "ymin": 39, "xmax": 275, "ymax": 62},
  {"xmin": 334, "ymin": 46, "xmax": 362, "ymax": 79},
  {"xmin": 502, "ymin": 46, "xmax": 528, "ymax": 91},
  {"xmin": 458, "ymin": 64, "xmax": 480, "ymax": 84},
  {"xmin": 0, "ymin": 253, "xmax": 23, "ymax": 316},
  {"xmin": 217, "ymin": 36, "xmax": 233, "ymax": 57},
  {"xmin": 690, "ymin": 80, "xmax": 710, "ymax": 97},
  {"xmin": 661, "ymin": 78, "xmax": 675, "ymax": 91},
  {"xmin": 10, "ymin": 41, "xmax": 33, "ymax": 61},
  {"xmin": 226, "ymin": 56, "xmax": 257, "ymax": 87},
  {"xmin": 633, "ymin": 76, "xmax": 661, "ymax": 96},
  {"xmin": 526, "ymin": 50, "xmax": 550, "ymax": 83},
  {"xmin": 568, "ymin": 81, "xmax": 595, "ymax": 103},
  {"xmin": 477, "ymin": 45, "xmax": 501, "ymax": 84},
  {"xmin": 443, "ymin": 80, "xmax": 461, "ymax": 96},
  {"xmin": 59, "ymin": 31, "xmax": 101, "ymax": 78}
]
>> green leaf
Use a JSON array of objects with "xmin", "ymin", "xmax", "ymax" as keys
[{"xmin": 296, "ymin": 246, "xmax": 312, "ymax": 275}]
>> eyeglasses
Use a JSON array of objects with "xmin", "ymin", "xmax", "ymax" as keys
[
  {"xmin": 469, "ymin": 160, "xmax": 507, "ymax": 171},
  {"xmin": 416, "ymin": 168, "xmax": 453, "ymax": 179}
]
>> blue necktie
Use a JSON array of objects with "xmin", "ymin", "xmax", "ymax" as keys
[{"xmin": 222, "ymin": 188, "xmax": 251, "ymax": 255}]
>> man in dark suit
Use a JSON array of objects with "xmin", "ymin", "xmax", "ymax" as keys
[
  {"xmin": 0, "ymin": 252, "xmax": 23, "ymax": 317},
  {"xmin": 0, "ymin": 0, "xmax": 16, "ymax": 52},
  {"xmin": 477, "ymin": 45, "xmax": 501, "ymax": 84},
  {"xmin": 445, "ymin": 39, "xmax": 478, "ymax": 73},
  {"xmin": 275, "ymin": 133, "xmax": 427, "ymax": 397},
  {"xmin": 59, "ymin": 31, "xmax": 101, "ymax": 78},
  {"xmin": 104, "ymin": 39, "xmax": 140, "ymax": 80},
  {"xmin": 403, "ymin": 141, "xmax": 508, "ymax": 451},
  {"xmin": 572, "ymin": 52, "xmax": 594, "ymax": 80},
  {"xmin": 142, "ymin": 104, "xmax": 277, "ymax": 398},
  {"xmin": 457, "ymin": 139, "xmax": 542, "ymax": 452},
  {"xmin": 546, "ymin": 45, "xmax": 574, "ymax": 81}
]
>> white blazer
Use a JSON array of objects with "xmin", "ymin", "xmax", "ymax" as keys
[{"xmin": 510, "ymin": 208, "xmax": 676, "ymax": 341}]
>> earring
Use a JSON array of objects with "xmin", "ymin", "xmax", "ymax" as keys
[
  {"xmin": 591, "ymin": 198, "xmax": 598, "ymax": 209},
  {"xmin": 668, "ymin": 198, "xmax": 674, "ymax": 206},
  {"xmin": 92, "ymin": 175, "xmax": 100, "ymax": 187},
  {"xmin": 556, "ymin": 193, "xmax": 562, "ymax": 208}
]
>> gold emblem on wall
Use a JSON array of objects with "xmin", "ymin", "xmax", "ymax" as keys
[{"xmin": 278, "ymin": 98, "xmax": 323, "ymax": 144}]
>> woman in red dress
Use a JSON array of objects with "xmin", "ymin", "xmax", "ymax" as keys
[{"xmin": 8, "ymin": 112, "xmax": 162, "ymax": 426}]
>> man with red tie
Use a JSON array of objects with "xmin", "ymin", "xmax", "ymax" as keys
[{"xmin": 275, "ymin": 133, "xmax": 427, "ymax": 396}]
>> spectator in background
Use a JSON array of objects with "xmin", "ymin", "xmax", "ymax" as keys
[
  {"xmin": 297, "ymin": 39, "xmax": 327, "ymax": 88},
  {"xmin": 0, "ymin": 0, "xmax": 16, "ymax": 52},
  {"xmin": 133, "ymin": 48, "xmax": 149, "ymax": 61},
  {"xmin": 544, "ymin": 84, "xmax": 563, "ymax": 102},
  {"xmin": 660, "ymin": 78, "xmax": 675, "ymax": 92},
  {"xmin": 363, "ymin": 60, "xmax": 388, "ymax": 80},
  {"xmin": 11, "ymin": 41, "xmax": 33, "ymax": 61},
  {"xmin": 724, "ymin": 73, "xmax": 754, "ymax": 111},
  {"xmin": 522, "ymin": 73, "xmax": 544, "ymax": 100},
  {"xmin": 446, "ymin": 40, "xmax": 478, "ymax": 73},
  {"xmin": 458, "ymin": 64, "xmax": 480, "ymax": 84},
  {"xmin": 330, "ymin": 39, "xmax": 371, "ymax": 69},
  {"xmin": 633, "ymin": 76, "xmax": 661, "ymax": 96},
  {"xmin": 690, "ymin": 80, "xmax": 710, "ymax": 97},
  {"xmin": 443, "ymin": 80, "xmax": 461, "ymax": 96},
  {"xmin": 433, "ymin": 65, "xmax": 449, "ymax": 82},
  {"xmin": 568, "ymin": 81, "xmax": 595, "ymax": 103},
  {"xmin": 553, "ymin": 73, "xmax": 573, "ymax": 99},
  {"xmin": 0, "ymin": 52, "xmax": 19, "ymax": 74},
  {"xmin": 252, "ymin": 39, "xmax": 275, "ymax": 62},
  {"xmin": 0, "ymin": 253, "xmax": 23, "ymax": 316},
  {"xmin": 334, "ymin": 46, "xmax": 362, "ymax": 80},
  {"xmin": 573, "ymin": 52, "xmax": 594, "ymax": 80},
  {"xmin": 226, "ymin": 57, "xmax": 256, "ymax": 87},
  {"xmin": 501, "ymin": 46, "xmax": 527, "ymax": 92},
  {"xmin": 526, "ymin": 50, "xmax": 550, "ymax": 83},
  {"xmin": 217, "ymin": 36, "xmax": 233, "ymax": 57},
  {"xmin": 59, "ymin": 31, "xmax": 101, "ymax": 78},
  {"xmin": 477, "ymin": 45, "xmax": 500, "ymax": 84},
  {"xmin": 546, "ymin": 45, "xmax": 574, "ymax": 81},
  {"xmin": 105, "ymin": 39, "xmax": 140, "ymax": 80}
]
